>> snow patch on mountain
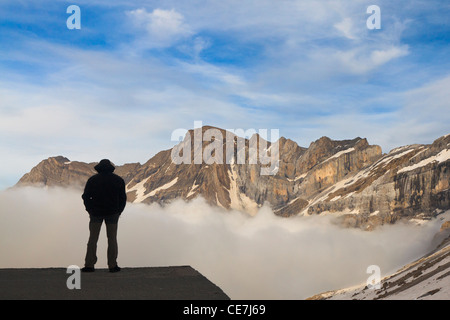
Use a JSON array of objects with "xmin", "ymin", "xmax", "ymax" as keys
[
  {"xmin": 374, "ymin": 148, "xmax": 416, "ymax": 168},
  {"xmin": 187, "ymin": 181, "xmax": 200, "ymax": 198},
  {"xmin": 309, "ymin": 211, "xmax": 450, "ymax": 300},
  {"xmin": 127, "ymin": 178, "xmax": 150, "ymax": 203},
  {"xmin": 128, "ymin": 177, "xmax": 179, "ymax": 203},
  {"xmin": 398, "ymin": 149, "xmax": 450, "ymax": 173},
  {"xmin": 328, "ymin": 147, "xmax": 355, "ymax": 161},
  {"xmin": 147, "ymin": 177, "xmax": 179, "ymax": 198},
  {"xmin": 287, "ymin": 173, "xmax": 307, "ymax": 182},
  {"xmin": 228, "ymin": 164, "xmax": 259, "ymax": 216}
]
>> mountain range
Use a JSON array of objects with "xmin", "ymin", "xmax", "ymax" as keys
[{"xmin": 16, "ymin": 126, "xmax": 450, "ymax": 230}]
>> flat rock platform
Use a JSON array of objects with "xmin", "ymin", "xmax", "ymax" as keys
[{"xmin": 0, "ymin": 266, "xmax": 230, "ymax": 300}]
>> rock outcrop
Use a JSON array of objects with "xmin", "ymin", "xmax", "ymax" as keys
[
  {"xmin": 303, "ymin": 134, "xmax": 450, "ymax": 229},
  {"xmin": 15, "ymin": 128, "xmax": 450, "ymax": 229}
]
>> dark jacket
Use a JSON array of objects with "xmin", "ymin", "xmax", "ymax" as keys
[{"xmin": 82, "ymin": 159, "xmax": 127, "ymax": 217}]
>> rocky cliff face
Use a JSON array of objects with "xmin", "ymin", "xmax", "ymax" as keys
[
  {"xmin": 17, "ymin": 156, "xmax": 96, "ymax": 188},
  {"xmin": 15, "ymin": 128, "xmax": 450, "ymax": 229},
  {"xmin": 17, "ymin": 156, "xmax": 141, "ymax": 188},
  {"xmin": 303, "ymin": 134, "xmax": 450, "ymax": 229}
]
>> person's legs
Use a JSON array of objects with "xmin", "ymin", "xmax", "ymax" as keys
[
  {"xmin": 105, "ymin": 214, "xmax": 120, "ymax": 270},
  {"xmin": 84, "ymin": 217, "xmax": 103, "ymax": 269}
]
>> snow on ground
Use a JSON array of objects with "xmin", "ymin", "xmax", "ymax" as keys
[
  {"xmin": 127, "ymin": 178, "xmax": 149, "ymax": 203},
  {"xmin": 319, "ymin": 147, "xmax": 355, "ymax": 166},
  {"xmin": 311, "ymin": 146, "xmax": 423, "ymax": 207},
  {"xmin": 287, "ymin": 196, "xmax": 301, "ymax": 205},
  {"xmin": 409, "ymin": 148, "xmax": 427, "ymax": 160},
  {"xmin": 187, "ymin": 180, "xmax": 199, "ymax": 198},
  {"xmin": 300, "ymin": 145, "xmax": 442, "ymax": 217},
  {"xmin": 301, "ymin": 170, "xmax": 369, "ymax": 215},
  {"xmin": 389, "ymin": 145, "xmax": 417, "ymax": 154},
  {"xmin": 384, "ymin": 250, "xmax": 450, "ymax": 300},
  {"xmin": 146, "ymin": 177, "xmax": 178, "ymax": 198},
  {"xmin": 328, "ymin": 147, "xmax": 355, "ymax": 160},
  {"xmin": 369, "ymin": 211, "xmax": 379, "ymax": 217},
  {"xmin": 320, "ymin": 242, "xmax": 450, "ymax": 300},
  {"xmin": 330, "ymin": 195, "xmax": 341, "ymax": 202},
  {"xmin": 398, "ymin": 149, "xmax": 450, "ymax": 173},
  {"xmin": 313, "ymin": 211, "xmax": 450, "ymax": 300},
  {"xmin": 373, "ymin": 148, "xmax": 416, "ymax": 168},
  {"xmin": 128, "ymin": 177, "xmax": 178, "ymax": 203},
  {"xmin": 228, "ymin": 164, "xmax": 259, "ymax": 215},
  {"xmin": 287, "ymin": 173, "xmax": 307, "ymax": 182},
  {"xmin": 215, "ymin": 192, "xmax": 224, "ymax": 208}
]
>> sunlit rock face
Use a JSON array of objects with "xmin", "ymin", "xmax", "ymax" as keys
[{"xmin": 16, "ymin": 128, "xmax": 450, "ymax": 229}]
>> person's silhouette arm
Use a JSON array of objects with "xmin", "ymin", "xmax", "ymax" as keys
[
  {"xmin": 82, "ymin": 177, "xmax": 94, "ymax": 213},
  {"xmin": 118, "ymin": 178, "xmax": 127, "ymax": 214}
]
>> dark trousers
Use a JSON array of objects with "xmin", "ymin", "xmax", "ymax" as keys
[{"xmin": 85, "ymin": 214, "xmax": 120, "ymax": 269}]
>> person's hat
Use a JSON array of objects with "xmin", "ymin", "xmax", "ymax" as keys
[{"xmin": 94, "ymin": 159, "xmax": 115, "ymax": 173}]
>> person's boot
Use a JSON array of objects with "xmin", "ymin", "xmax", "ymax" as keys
[
  {"xmin": 81, "ymin": 266, "xmax": 95, "ymax": 272},
  {"xmin": 109, "ymin": 265, "xmax": 121, "ymax": 273}
]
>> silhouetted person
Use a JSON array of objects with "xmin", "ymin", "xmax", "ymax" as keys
[{"xmin": 81, "ymin": 159, "xmax": 126, "ymax": 273}]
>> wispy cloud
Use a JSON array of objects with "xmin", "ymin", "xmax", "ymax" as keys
[
  {"xmin": 0, "ymin": 0, "xmax": 449, "ymax": 188},
  {"xmin": 330, "ymin": 45, "xmax": 410, "ymax": 75},
  {"xmin": 127, "ymin": 8, "xmax": 193, "ymax": 48},
  {"xmin": 335, "ymin": 17, "xmax": 358, "ymax": 40}
]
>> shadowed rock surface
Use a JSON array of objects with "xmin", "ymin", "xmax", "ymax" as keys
[
  {"xmin": 0, "ymin": 266, "xmax": 230, "ymax": 300},
  {"xmin": 15, "ymin": 129, "xmax": 450, "ymax": 229}
]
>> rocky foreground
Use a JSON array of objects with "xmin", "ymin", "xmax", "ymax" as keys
[{"xmin": 309, "ymin": 212, "xmax": 450, "ymax": 300}]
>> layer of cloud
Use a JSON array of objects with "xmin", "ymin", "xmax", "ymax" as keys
[{"xmin": 0, "ymin": 187, "xmax": 444, "ymax": 299}]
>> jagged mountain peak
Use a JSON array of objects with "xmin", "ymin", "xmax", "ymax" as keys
[
  {"xmin": 185, "ymin": 125, "xmax": 273, "ymax": 143},
  {"xmin": 309, "ymin": 136, "xmax": 365, "ymax": 150},
  {"xmin": 14, "ymin": 129, "xmax": 450, "ymax": 230},
  {"xmin": 51, "ymin": 155, "xmax": 71, "ymax": 164}
]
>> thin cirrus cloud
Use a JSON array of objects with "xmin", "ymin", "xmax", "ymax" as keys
[
  {"xmin": 330, "ymin": 45, "xmax": 410, "ymax": 75},
  {"xmin": 0, "ymin": 0, "xmax": 449, "ymax": 189}
]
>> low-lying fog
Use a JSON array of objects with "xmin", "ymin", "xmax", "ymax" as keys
[{"xmin": 0, "ymin": 187, "xmax": 444, "ymax": 299}]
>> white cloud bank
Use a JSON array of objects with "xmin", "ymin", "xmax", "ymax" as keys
[
  {"xmin": 127, "ymin": 8, "xmax": 193, "ymax": 48},
  {"xmin": 0, "ymin": 187, "xmax": 444, "ymax": 299}
]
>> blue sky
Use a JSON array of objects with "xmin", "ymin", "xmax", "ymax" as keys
[{"xmin": 0, "ymin": 0, "xmax": 449, "ymax": 189}]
